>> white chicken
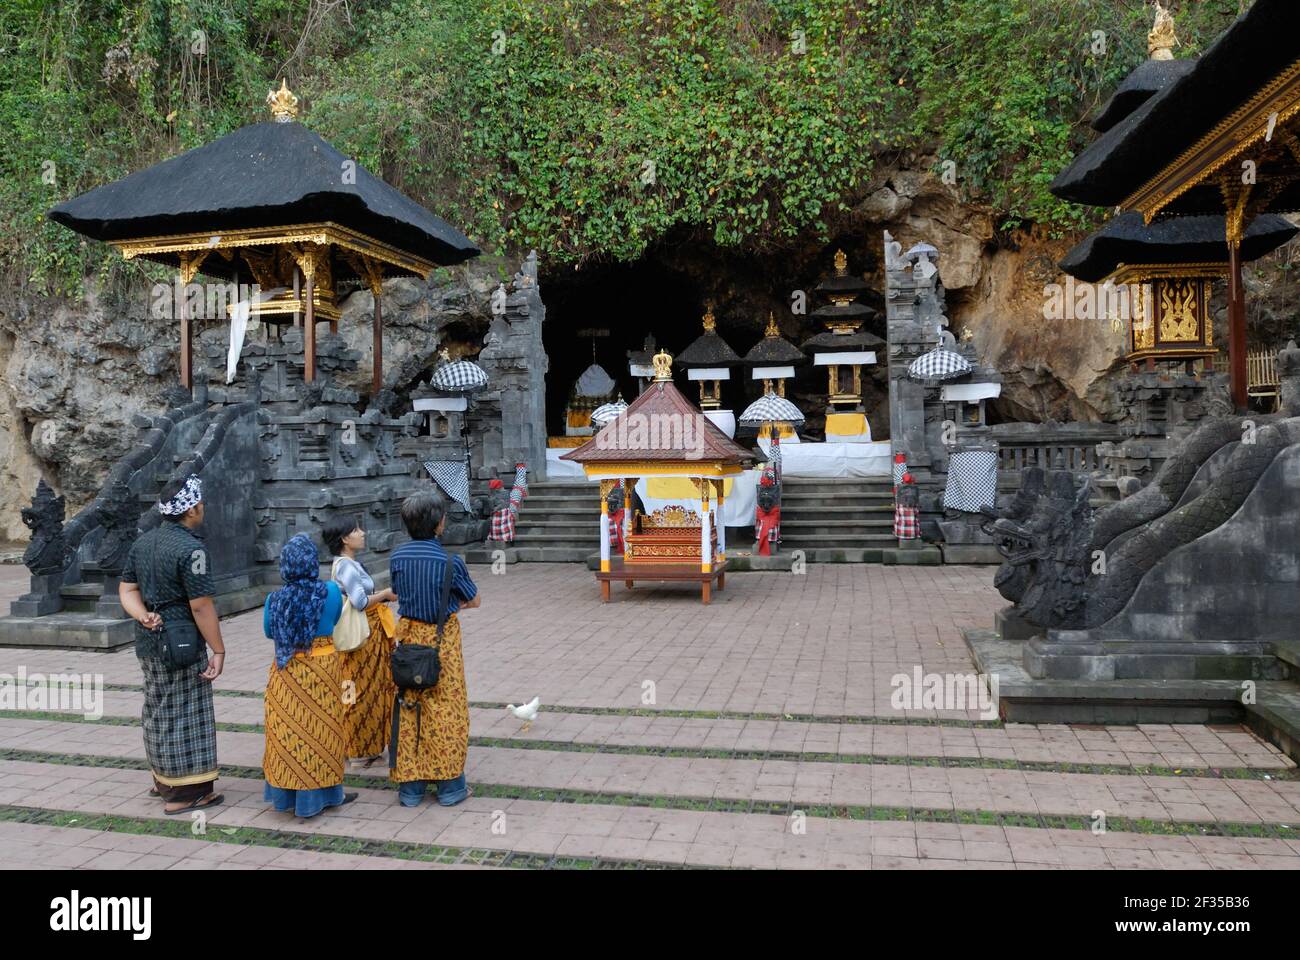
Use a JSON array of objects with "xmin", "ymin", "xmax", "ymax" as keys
[{"xmin": 506, "ymin": 696, "xmax": 541, "ymax": 732}]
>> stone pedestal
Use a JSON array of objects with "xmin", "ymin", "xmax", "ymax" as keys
[{"xmin": 10, "ymin": 573, "xmax": 65, "ymax": 617}]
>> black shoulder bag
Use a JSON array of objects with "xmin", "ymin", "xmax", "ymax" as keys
[
  {"xmin": 389, "ymin": 554, "xmax": 455, "ymax": 760},
  {"xmin": 148, "ymin": 529, "xmax": 204, "ymax": 670}
]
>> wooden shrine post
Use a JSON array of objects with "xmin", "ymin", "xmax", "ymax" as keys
[{"xmin": 177, "ymin": 251, "xmax": 208, "ymax": 392}]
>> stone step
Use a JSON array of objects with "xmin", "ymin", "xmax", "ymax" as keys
[
  {"xmin": 778, "ymin": 533, "xmax": 899, "ymax": 546},
  {"xmin": 780, "ymin": 490, "xmax": 895, "ymax": 503},
  {"xmin": 8, "ymin": 720, "xmax": 1300, "ymax": 831},
  {"xmin": 780, "ymin": 504, "xmax": 895, "ymax": 515}
]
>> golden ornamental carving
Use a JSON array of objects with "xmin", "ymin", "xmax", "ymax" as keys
[
  {"xmin": 1148, "ymin": 3, "xmax": 1177, "ymax": 61},
  {"xmin": 652, "ymin": 348, "xmax": 673, "ymax": 381},
  {"xmin": 702, "ymin": 304, "xmax": 716, "ymax": 333},
  {"xmin": 267, "ymin": 79, "xmax": 299, "ymax": 122},
  {"xmin": 833, "ymin": 249, "xmax": 848, "ymax": 275},
  {"xmin": 764, "ymin": 312, "xmax": 780, "ymax": 337},
  {"xmin": 1158, "ymin": 279, "xmax": 1200, "ymax": 342},
  {"xmin": 644, "ymin": 506, "xmax": 701, "ymax": 528}
]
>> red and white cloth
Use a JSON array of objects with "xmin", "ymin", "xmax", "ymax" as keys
[
  {"xmin": 489, "ymin": 508, "xmax": 516, "ymax": 543},
  {"xmin": 755, "ymin": 506, "xmax": 781, "ymax": 556},
  {"xmin": 893, "ymin": 505, "xmax": 920, "ymax": 540}
]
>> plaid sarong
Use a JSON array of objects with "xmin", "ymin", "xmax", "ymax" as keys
[
  {"xmin": 140, "ymin": 654, "xmax": 218, "ymax": 787},
  {"xmin": 489, "ymin": 507, "xmax": 516, "ymax": 543},
  {"xmin": 893, "ymin": 505, "xmax": 920, "ymax": 540}
]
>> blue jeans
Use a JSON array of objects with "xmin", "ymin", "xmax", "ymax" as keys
[
  {"xmin": 264, "ymin": 782, "xmax": 345, "ymax": 818},
  {"xmin": 397, "ymin": 774, "xmax": 468, "ymax": 807}
]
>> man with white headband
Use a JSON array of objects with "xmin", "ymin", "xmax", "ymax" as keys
[{"xmin": 118, "ymin": 473, "xmax": 226, "ymax": 814}]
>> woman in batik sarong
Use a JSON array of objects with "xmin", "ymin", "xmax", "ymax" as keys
[
  {"xmin": 322, "ymin": 517, "xmax": 398, "ymax": 764},
  {"xmin": 119, "ymin": 474, "xmax": 225, "ymax": 815},
  {"xmin": 387, "ymin": 491, "xmax": 480, "ymax": 807},
  {"xmin": 262, "ymin": 534, "xmax": 358, "ymax": 818}
]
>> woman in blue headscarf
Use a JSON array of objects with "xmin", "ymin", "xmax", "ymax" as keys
[{"xmin": 261, "ymin": 533, "xmax": 358, "ymax": 817}]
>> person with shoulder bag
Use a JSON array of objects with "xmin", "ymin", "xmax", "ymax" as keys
[
  {"xmin": 387, "ymin": 490, "xmax": 481, "ymax": 808},
  {"xmin": 322, "ymin": 517, "xmax": 398, "ymax": 765},
  {"xmin": 118, "ymin": 474, "xmax": 225, "ymax": 815}
]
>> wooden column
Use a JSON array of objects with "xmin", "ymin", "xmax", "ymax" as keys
[
  {"xmin": 1227, "ymin": 242, "xmax": 1248, "ymax": 412},
  {"xmin": 177, "ymin": 251, "xmax": 208, "ymax": 392},
  {"xmin": 301, "ymin": 251, "xmax": 317, "ymax": 384},
  {"xmin": 715, "ymin": 479, "xmax": 725, "ymax": 562},
  {"xmin": 365, "ymin": 258, "xmax": 385, "ymax": 397},
  {"xmin": 598, "ymin": 479, "xmax": 614, "ymax": 574}
]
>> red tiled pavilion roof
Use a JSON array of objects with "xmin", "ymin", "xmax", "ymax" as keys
[{"xmin": 560, "ymin": 376, "xmax": 756, "ymax": 465}]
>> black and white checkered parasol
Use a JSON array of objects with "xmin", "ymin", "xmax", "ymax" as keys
[
  {"xmin": 907, "ymin": 347, "xmax": 971, "ymax": 381},
  {"xmin": 738, "ymin": 393, "xmax": 805, "ymax": 427},
  {"xmin": 430, "ymin": 359, "xmax": 488, "ymax": 393},
  {"xmin": 590, "ymin": 399, "xmax": 628, "ymax": 428}
]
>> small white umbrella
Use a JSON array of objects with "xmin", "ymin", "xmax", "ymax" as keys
[
  {"xmin": 738, "ymin": 392, "xmax": 805, "ymax": 428},
  {"xmin": 590, "ymin": 397, "xmax": 628, "ymax": 428}
]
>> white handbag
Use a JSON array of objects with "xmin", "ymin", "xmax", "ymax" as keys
[{"xmin": 330, "ymin": 558, "xmax": 370, "ymax": 653}]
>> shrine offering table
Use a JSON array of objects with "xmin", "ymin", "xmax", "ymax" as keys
[{"xmin": 595, "ymin": 558, "xmax": 727, "ymax": 604}]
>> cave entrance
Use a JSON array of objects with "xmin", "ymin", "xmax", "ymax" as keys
[{"xmin": 539, "ymin": 259, "xmax": 751, "ymax": 438}]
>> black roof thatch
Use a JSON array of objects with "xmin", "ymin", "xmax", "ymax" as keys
[
  {"xmin": 802, "ymin": 329, "xmax": 885, "ymax": 354},
  {"xmin": 1059, "ymin": 212, "xmax": 1298, "ymax": 282},
  {"xmin": 743, "ymin": 329, "xmax": 807, "ymax": 366},
  {"xmin": 1090, "ymin": 58, "xmax": 1195, "ymax": 133},
  {"xmin": 49, "ymin": 121, "xmax": 479, "ymax": 276},
  {"xmin": 1051, "ymin": 0, "xmax": 1300, "ymax": 210},
  {"xmin": 676, "ymin": 330, "xmax": 742, "ymax": 368}
]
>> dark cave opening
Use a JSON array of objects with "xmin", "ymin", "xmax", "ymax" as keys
[{"xmin": 536, "ymin": 238, "xmax": 892, "ymax": 441}]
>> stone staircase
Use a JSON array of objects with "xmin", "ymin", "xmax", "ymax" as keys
[
  {"xmin": 496, "ymin": 479, "xmax": 600, "ymax": 563},
  {"xmin": 775, "ymin": 478, "xmax": 911, "ymax": 563}
]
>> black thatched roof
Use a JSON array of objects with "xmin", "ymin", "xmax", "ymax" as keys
[
  {"xmin": 1090, "ymin": 58, "xmax": 1195, "ymax": 133},
  {"xmin": 1051, "ymin": 0, "xmax": 1300, "ymax": 210},
  {"xmin": 675, "ymin": 329, "xmax": 742, "ymax": 368},
  {"xmin": 802, "ymin": 329, "xmax": 885, "ymax": 354},
  {"xmin": 1059, "ymin": 212, "xmax": 1298, "ymax": 282},
  {"xmin": 744, "ymin": 331, "xmax": 807, "ymax": 366},
  {"xmin": 810, "ymin": 302, "xmax": 876, "ymax": 324},
  {"xmin": 49, "ymin": 120, "xmax": 479, "ymax": 275}
]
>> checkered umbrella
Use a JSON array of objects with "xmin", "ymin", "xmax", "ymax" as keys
[
  {"xmin": 589, "ymin": 399, "xmax": 628, "ymax": 428},
  {"xmin": 738, "ymin": 393, "xmax": 805, "ymax": 427},
  {"xmin": 430, "ymin": 359, "xmax": 488, "ymax": 393},
  {"xmin": 907, "ymin": 347, "xmax": 971, "ymax": 381}
]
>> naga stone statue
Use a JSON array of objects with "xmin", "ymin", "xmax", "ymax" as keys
[
  {"xmin": 985, "ymin": 467, "xmax": 1094, "ymax": 630},
  {"xmin": 92, "ymin": 481, "xmax": 140, "ymax": 575},
  {"xmin": 22, "ymin": 479, "xmax": 69, "ymax": 576},
  {"xmin": 1279, "ymin": 339, "xmax": 1300, "ymax": 415}
]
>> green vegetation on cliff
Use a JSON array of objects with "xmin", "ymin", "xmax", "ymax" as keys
[{"xmin": 0, "ymin": 0, "xmax": 1247, "ymax": 294}]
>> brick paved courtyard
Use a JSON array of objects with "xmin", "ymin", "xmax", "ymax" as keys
[{"xmin": 0, "ymin": 562, "xmax": 1296, "ymax": 870}]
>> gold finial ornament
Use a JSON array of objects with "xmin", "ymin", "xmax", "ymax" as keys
[
  {"xmin": 652, "ymin": 348, "xmax": 673, "ymax": 381},
  {"xmin": 701, "ymin": 304, "xmax": 716, "ymax": 333},
  {"xmin": 764, "ymin": 312, "xmax": 780, "ymax": 337},
  {"xmin": 833, "ymin": 249, "xmax": 848, "ymax": 275},
  {"xmin": 1148, "ymin": 3, "xmax": 1177, "ymax": 61},
  {"xmin": 267, "ymin": 79, "xmax": 300, "ymax": 122}
]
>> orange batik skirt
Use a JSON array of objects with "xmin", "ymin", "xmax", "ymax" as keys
[{"xmin": 388, "ymin": 614, "xmax": 469, "ymax": 783}]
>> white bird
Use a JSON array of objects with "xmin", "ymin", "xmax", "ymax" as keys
[{"xmin": 506, "ymin": 696, "xmax": 541, "ymax": 732}]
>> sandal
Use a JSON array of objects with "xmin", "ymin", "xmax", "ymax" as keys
[
  {"xmin": 340, "ymin": 792, "xmax": 359, "ymax": 805},
  {"xmin": 163, "ymin": 793, "xmax": 224, "ymax": 816}
]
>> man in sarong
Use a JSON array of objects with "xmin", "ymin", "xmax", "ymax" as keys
[{"xmin": 119, "ymin": 474, "xmax": 226, "ymax": 814}]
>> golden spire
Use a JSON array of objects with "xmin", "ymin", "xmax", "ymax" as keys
[
  {"xmin": 652, "ymin": 348, "xmax": 673, "ymax": 381},
  {"xmin": 764, "ymin": 312, "xmax": 780, "ymax": 337},
  {"xmin": 267, "ymin": 79, "xmax": 299, "ymax": 122},
  {"xmin": 833, "ymin": 249, "xmax": 848, "ymax": 276},
  {"xmin": 701, "ymin": 304, "xmax": 716, "ymax": 333},
  {"xmin": 1148, "ymin": 3, "xmax": 1177, "ymax": 61}
]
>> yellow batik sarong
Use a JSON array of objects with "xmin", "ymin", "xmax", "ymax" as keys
[
  {"xmin": 263, "ymin": 636, "xmax": 346, "ymax": 791},
  {"xmin": 339, "ymin": 606, "xmax": 396, "ymax": 759},
  {"xmin": 389, "ymin": 614, "xmax": 469, "ymax": 783}
]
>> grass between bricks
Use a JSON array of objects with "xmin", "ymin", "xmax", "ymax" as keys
[
  {"xmin": 85, "ymin": 682, "xmax": 1004, "ymax": 728},
  {"xmin": 0, "ymin": 804, "xmax": 689, "ymax": 871},
  {"xmin": 1, "ymin": 747, "xmax": 1296, "ymax": 842},
  {"xmin": 5, "ymin": 709, "xmax": 1293, "ymax": 783}
]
